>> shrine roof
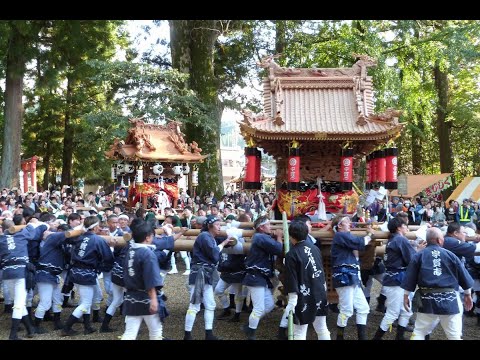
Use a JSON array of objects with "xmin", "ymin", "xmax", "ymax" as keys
[
  {"xmin": 240, "ymin": 55, "xmax": 403, "ymax": 142},
  {"xmin": 105, "ymin": 118, "xmax": 206, "ymax": 163}
]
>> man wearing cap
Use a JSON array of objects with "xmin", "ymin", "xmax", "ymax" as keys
[
  {"xmin": 242, "ymin": 215, "xmax": 283, "ymax": 340},
  {"xmin": 456, "ymin": 199, "xmax": 474, "ymax": 225}
]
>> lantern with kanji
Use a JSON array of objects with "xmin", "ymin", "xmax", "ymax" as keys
[
  {"xmin": 244, "ymin": 146, "xmax": 261, "ymax": 190},
  {"xmin": 136, "ymin": 165, "xmax": 143, "ymax": 184},
  {"xmin": 375, "ymin": 149, "xmax": 386, "ymax": 187},
  {"xmin": 340, "ymin": 148, "xmax": 353, "ymax": 191},
  {"xmin": 385, "ymin": 147, "xmax": 398, "ymax": 190},
  {"xmin": 191, "ymin": 167, "xmax": 199, "ymax": 187},
  {"xmin": 111, "ymin": 165, "xmax": 117, "ymax": 181},
  {"xmin": 287, "ymin": 140, "xmax": 301, "ymax": 191}
]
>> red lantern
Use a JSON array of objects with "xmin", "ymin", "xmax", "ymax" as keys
[
  {"xmin": 376, "ymin": 149, "xmax": 386, "ymax": 185},
  {"xmin": 385, "ymin": 147, "xmax": 398, "ymax": 190},
  {"xmin": 340, "ymin": 148, "xmax": 353, "ymax": 191},
  {"xmin": 365, "ymin": 154, "xmax": 371, "ymax": 190},
  {"xmin": 244, "ymin": 147, "xmax": 261, "ymax": 190},
  {"xmin": 370, "ymin": 151, "xmax": 377, "ymax": 187},
  {"xmin": 287, "ymin": 147, "xmax": 301, "ymax": 190}
]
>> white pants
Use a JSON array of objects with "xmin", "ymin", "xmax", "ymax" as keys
[
  {"xmin": 35, "ymin": 281, "xmax": 63, "ymax": 318},
  {"xmin": 293, "ymin": 316, "xmax": 331, "ymax": 340},
  {"xmin": 185, "ymin": 284, "xmax": 216, "ymax": 331},
  {"xmin": 335, "ymin": 284, "xmax": 370, "ymax": 327},
  {"xmin": 214, "ymin": 279, "xmax": 245, "ymax": 312},
  {"xmin": 4, "ymin": 278, "xmax": 27, "ymax": 320},
  {"xmin": 2, "ymin": 278, "xmax": 13, "ymax": 304},
  {"xmin": 170, "ymin": 252, "xmax": 191, "ymax": 270},
  {"xmin": 72, "ymin": 284, "xmax": 94, "ymax": 318},
  {"xmin": 121, "ymin": 314, "xmax": 163, "ymax": 340},
  {"xmin": 380, "ymin": 285, "xmax": 413, "ymax": 330},
  {"xmin": 247, "ymin": 285, "xmax": 275, "ymax": 329},
  {"xmin": 412, "ymin": 292, "xmax": 463, "ymax": 340},
  {"xmin": 102, "ymin": 271, "xmax": 113, "ymax": 307},
  {"xmin": 106, "ymin": 283, "xmax": 125, "ymax": 316}
]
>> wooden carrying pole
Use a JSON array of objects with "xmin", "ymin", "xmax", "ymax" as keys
[{"xmin": 282, "ymin": 212, "xmax": 294, "ymax": 340}]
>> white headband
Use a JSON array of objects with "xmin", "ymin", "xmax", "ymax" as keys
[
  {"xmin": 85, "ymin": 222, "xmax": 100, "ymax": 231},
  {"xmin": 333, "ymin": 216, "xmax": 349, "ymax": 233},
  {"xmin": 255, "ymin": 219, "xmax": 270, "ymax": 229}
]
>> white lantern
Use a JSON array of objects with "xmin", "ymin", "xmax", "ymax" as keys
[
  {"xmin": 111, "ymin": 166, "xmax": 117, "ymax": 180},
  {"xmin": 173, "ymin": 165, "xmax": 183, "ymax": 175},
  {"xmin": 153, "ymin": 163, "xmax": 164, "ymax": 175},
  {"xmin": 191, "ymin": 170, "xmax": 199, "ymax": 186},
  {"xmin": 183, "ymin": 164, "xmax": 190, "ymax": 175},
  {"xmin": 136, "ymin": 166, "xmax": 143, "ymax": 184},
  {"xmin": 124, "ymin": 163, "xmax": 135, "ymax": 174},
  {"xmin": 116, "ymin": 161, "xmax": 125, "ymax": 175}
]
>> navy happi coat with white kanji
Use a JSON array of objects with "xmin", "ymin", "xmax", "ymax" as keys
[
  {"xmin": 68, "ymin": 231, "xmax": 114, "ymax": 285},
  {"xmin": 123, "ymin": 243, "xmax": 162, "ymax": 316},
  {"xmin": 284, "ymin": 240, "xmax": 328, "ymax": 324},
  {"xmin": 401, "ymin": 244, "xmax": 474, "ymax": 315}
]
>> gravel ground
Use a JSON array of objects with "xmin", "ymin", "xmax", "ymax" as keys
[{"xmin": 1, "ymin": 266, "xmax": 479, "ymax": 340}]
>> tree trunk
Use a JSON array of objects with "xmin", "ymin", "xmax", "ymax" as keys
[
  {"xmin": 0, "ymin": 25, "xmax": 26, "ymax": 189},
  {"xmin": 43, "ymin": 141, "xmax": 51, "ymax": 190},
  {"xmin": 275, "ymin": 21, "xmax": 286, "ymax": 57},
  {"xmin": 61, "ymin": 76, "xmax": 75, "ymax": 186},
  {"xmin": 170, "ymin": 20, "xmax": 224, "ymax": 198},
  {"xmin": 433, "ymin": 64, "xmax": 455, "ymax": 181},
  {"xmin": 411, "ymin": 116, "xmax": 423, "ymax": 175}
]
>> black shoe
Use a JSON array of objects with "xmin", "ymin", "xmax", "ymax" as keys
[
  {"xmin": 43, "ymin": 310, "xmax": 53, "ymax": 322},
  {"xmin": 61, "ymin": 328, "xmax": 79, "ymax": 337},
  {"xmin": 228, "ymin": 314, "xmax": 241, "ymax": 323},
  {"xmin": 376, "ymin": 294, "xmax": 387, "ymax": 313},
  {"xmin": 277, "ymin": 326, "xmax": 288, "ymax": 340},
  {"xmin": 228, "ymin": 294, "xmax": 235, "ymax": 309},
  {"xmin": 84, "ymin": 327, "xmax": 97, "ymax": 335},
  {"xmin": 217, "ymin": 308, "xmax": 232, "ymax": 320},
  {"xmin": 242, "ymin": 324, "xmax": 256, "ymax": 340},
  {"xmin": 184, "ymin": 331, "xmax": 193, "ymax": 340},
  {"xmin": 99, "ymin": 326, "xmax": 116, "ymax": 333}
]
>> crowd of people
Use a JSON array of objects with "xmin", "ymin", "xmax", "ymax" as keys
[{"xmin": 1, "ymin": 184, "xmax": 480, "ymax": 340}]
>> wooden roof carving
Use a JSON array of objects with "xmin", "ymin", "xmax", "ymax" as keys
[
  {"xmin": 105, "ymin": 118, "xmax": 206, "ymax": 163},
  {"xmin": 240, "ymin": 54, "xmax": 403, "ymax": 142}
]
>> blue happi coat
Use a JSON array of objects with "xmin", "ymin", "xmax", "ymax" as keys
[
  {"xmin": 401, "ymin": 244, "xmax": 474, "ymax": 315},
  {"xmin": 68, "ymin": 231, "xmax": 114, "ymax": 285},
  {"xmin": 111, "ymin": 240, "xmax": 134, "ymax": 287},
  {"xmin": 152, "ymin": 235, "xmax": 175, "ymax": 272},
  {"xmin": 383, "ymin": 233, "xmax": 416, "ymax": 287},
  {"xmin": 243, "ymin": 232, "xmax": 283, "ymax": 288},
  {"xmin": 218, "ymin": 236, "xmax": 246, "ymax": 284},
  {"xmin": 36, "ymin": 231, "xmax": 68, "ymax": 284},
  {"xmin": 188, "ymin": 231, "xmax": 223, "ymax": 286},
  {"xmin": 0, "ymin": 224, "xmax": 46, "ymax": 279},
  {"xmin": 331, "ymin": 231, "xmax": 366, "ymax": 288},
  {"xmin": 443, "ymin": 236, "xmax": 476, "ymax": 261},
  {"xmin": 122, "ymin": 243, "xmax": 163, "ymax": 316}
]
